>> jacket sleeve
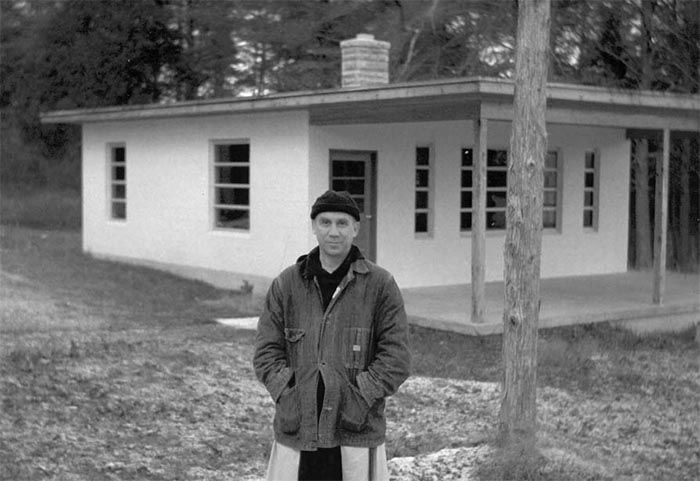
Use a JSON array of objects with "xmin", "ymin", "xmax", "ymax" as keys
[
  {"xmin": 356, "ymin": 274, "xmax": 411, "ymax": 405},
  {"xmin": 253, "ymin": 277, "xmax": 293, "ymax": 402}
]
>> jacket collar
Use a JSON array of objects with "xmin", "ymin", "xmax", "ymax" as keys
[{"xmin": 298, "ymin": 246, "xmax": 369, "ymax": 280}]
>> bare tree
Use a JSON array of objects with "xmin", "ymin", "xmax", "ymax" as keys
[{"xmin": 500, "ymin": 0, "xmax": 551, "ymax": 453}]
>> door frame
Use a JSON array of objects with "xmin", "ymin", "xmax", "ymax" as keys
[{"xmin": 328, "ymin": 149, "xmax": 377, "ymax": 262}]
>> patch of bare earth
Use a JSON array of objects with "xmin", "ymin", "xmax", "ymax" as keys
[{"xmin": 1, "ymin": 226, "xmax": 698, "ymax": 480}]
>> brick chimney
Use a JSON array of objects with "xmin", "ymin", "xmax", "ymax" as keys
[{"xmin": 340, "ymin": 34, "xmax": 390, "ymax": 88}]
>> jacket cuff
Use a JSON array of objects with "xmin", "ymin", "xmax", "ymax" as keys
[
  {"xmin": 356, "ymin": 371, "xmax": 383, "ymax": 406},
  {"xmin": 268, "ymin": 366, "xmax": 293, "ymax": 402}
]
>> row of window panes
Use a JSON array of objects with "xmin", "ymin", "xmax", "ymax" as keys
[
  {"xmin": 583, "ymin": 151, "xmax": 597, "ymax": 228},
  {"xmin": 110, "ymin": 145, "xmax": 126, "ymax": 220},
  {"xmin": 110, "ymin": 141, "xmax": 598, "ymax": 233},
  {"xmin": 214, "ymin": 143, "xmax": 250, "ymax": 230},
  {"xmin": 415, "ymin": 146, "xmax": 431, "ymax": 233}
]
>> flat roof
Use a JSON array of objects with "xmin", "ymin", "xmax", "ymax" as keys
[{"xmin": 40, "ymin": 76, "xmax": 699, "ymax": 130}]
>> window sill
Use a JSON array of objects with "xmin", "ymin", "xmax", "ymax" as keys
[
  {"xmin": 210, "ymin": 228, "xmax": 252, "ymax": 238},
  {"xmin": 460, "ymin": 228, "xmax": 562, "ymax": 237}
]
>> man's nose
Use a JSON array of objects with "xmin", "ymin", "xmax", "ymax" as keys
[{"xmin": 328, "ymin": 223, "xmax": 340, "ymax": 235}]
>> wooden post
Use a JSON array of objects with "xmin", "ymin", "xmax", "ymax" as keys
[
  {"xmin": 500, "ymin": 0, "xmax": 550, "ymax": 448},
  {"xmin": 471, "ymin": 113, "xmax": 487, "ymax": 324},
  {"xmin": 653, "ymin": 128, "xmax": 670, "ymax": 304}
]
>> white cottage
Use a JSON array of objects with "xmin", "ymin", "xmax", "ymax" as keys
[{"xmin": 42, "ymin": 35, "xmax": 699, "ymax": 307}]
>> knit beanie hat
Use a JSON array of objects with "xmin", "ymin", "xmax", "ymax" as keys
[{"xmin": 310, "ymin": 190, "xmax": 361, "ymax": 221}]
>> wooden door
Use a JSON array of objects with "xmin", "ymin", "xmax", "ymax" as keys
[{"xmin": 329, "ymin": 150, "xmax": 376, "ymax": 261}]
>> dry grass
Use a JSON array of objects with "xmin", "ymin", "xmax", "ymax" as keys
[{"xmin": 1, "ymin": 225, "xmax": 698, "ymax": 480}]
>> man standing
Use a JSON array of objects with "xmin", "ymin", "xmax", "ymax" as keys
[{"xmin": 254, "ymin": 190, "xmax": 411, "ymax": 481}]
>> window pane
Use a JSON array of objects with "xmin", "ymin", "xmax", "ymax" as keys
[
  {"xmin": 544, "ymin": 171, "xmax": 557, "ymax": 188},
  {"xmin": 113, "ymin": 166, "xmax": 125, "ymax": 181},
  {"xmin": 585, "ymin": 172, "xmax": 595, "ymax": 188},
  {"xmin": 112, "ymin": 147, "xmax": 125, "ymax": 163},
  {"xmin": 487, "ymin": 170, "xmax": 507, "ymax": 188},
  {"xmin": 583, "ymin": 209, "xmax": 593, "ymax": 227},
  {"xmin": 585, "ymin": 152, "xmax": 595, "ymax": 169},
  {"xmin": 584, "ymin": 191, "xmax": 594, "ymax": 207},
  {"xmin": 217, "ymin": 187, "xmax": 249, "ymax": 206},
  {"xmin": 332, "ymin": 178, "xmax": 364, "ymax": 194},
  {"xmin": 111, "ymin": 201, "xmax": 126, "ymax": 219},
  {"xmin": 460, "ymin": 212, "xmax": 472, "ymax": 230},
  {"xmin": 217, "ymin": 166, "xmax": 249, "ymax": 184},
  {"xmin": 486, "ymin": 211, "xmax": 506, "ymax": 229},
  {"xmin": 415, "ymin": 212, "xmax": 428, "ymax": 233},
  {"xmin": 545, "ymin": 152, "xmax": 557, "ymax": 169},
  {"xmin": 333, "ymin": 161, "xmax": 365, "ymax": 177},
  {"xmin": 217, "ymin": 208, "xmax": 250, "ymax": 229},
  {"xmin": 416, "ymin": 147, "xmax": 430, "ymax": 166},
  {"xmin": 217, "ymin": 144, "xmax": 249, "ymax": 163},
  {"xmin": 112, "ymin": 184, "xmax": 126, "ymax": 200},
  {"xmin": 461, "ymin": 170, "xmax": 472, "ymax": 188},
  {"xmin": 544, "ymin": 190, "xmax": 557, "ymax": 207},
  {"xmin": 415, "ymin": 190, "xmax": 428, "ymax": 209},
  {"xmin": 462, "ymin": 149, "xmax": 473, "ymax": 166},
  {"xmin": 461, "ymin": 191, "xmax": 472, "ymax": 209},
  {"xmin": 487, "ymin": 150, "xmax": 507, "ymax": 167},
  {"xmin": 415, "ymin": 169, "xmax": 429, "ymax": 188},
  {"xmin": 543, "ymin": 209, "xmax": 556, "ymax": 228},
  {"xmin": 487, "ymin": 191, "xmax": 507, "ymax": 208}
]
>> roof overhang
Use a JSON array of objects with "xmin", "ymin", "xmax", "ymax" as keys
[{"xmin": 40, "ymin": 77, "xmax": 700, "ymax": 131}]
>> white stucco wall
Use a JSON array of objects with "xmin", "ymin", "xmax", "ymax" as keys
[
  {"xmin": 82, "ymin": 110, "xmax": 311, "ymax": 292},
  {"xmin": 81, "ymin": 112, "xmax": 630, "ymax": 291},
  {"xmin": 310, "ymin": 121, "xmax": 630, "ymax": 288}
]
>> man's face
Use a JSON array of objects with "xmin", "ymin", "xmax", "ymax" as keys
[{"xmin": 312, "ymin": 211, "xmax": 359, "ymax": 262}]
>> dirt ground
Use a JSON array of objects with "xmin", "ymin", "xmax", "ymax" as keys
[{"xmin": 1, "ymin": 226, "xmax": 698, "ymax": 480}]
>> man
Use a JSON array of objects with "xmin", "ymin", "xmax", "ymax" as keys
[{"xmin": 253, "ymin": 190, "xmax": 411, "ymax": 481}]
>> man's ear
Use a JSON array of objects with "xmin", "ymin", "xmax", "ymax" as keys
[{"xmin": 353, "ymin": 220, "xmax": 360, "ymax": 236}]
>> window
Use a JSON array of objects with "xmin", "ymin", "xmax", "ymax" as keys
[
  {"xmin": 583, "ymin": 150, "xmax": 599, "ymax": 229},
  {"xmin": 213, "ymin": 142, "xmax": 250, "ymax": 230},
  {"xmin": 460, "ymin": 148, "xmax": 473, "ymax": 230},
  {"xmin": 543, "ymin": 151, "xmax": 560, "ymax": 229},
  {"xmin": 109, "ymin": 144, "xmax": 126, "ymax": 220},
  {"xmin": 460, "ymin": 149, "xmax": 561, "ymax": 231},
  {"xmin": 414, "ymin": 146, "xmax": 432, "ymax": 234}
]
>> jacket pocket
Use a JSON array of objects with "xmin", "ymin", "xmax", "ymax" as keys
[
  {"xmin": 284, "ymin": 328, "xmax": 305, "ymax": 368},
  {"xmin": 275, "ymin": 385, "xmax": 301, "ymax": 435},
  {"xmin": 340, "ymin": 383, "xmax": 370, "ymax": 432},
  {"xmin": 342, "ymin": 327, "xmax": 371, "ymax": 370}
]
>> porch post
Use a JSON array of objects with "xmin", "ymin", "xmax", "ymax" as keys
[
  {"xmin": 653, "ymin": 128, "xmax": 670, "ymax": 304},
  {"xmin": 471, "ymin": 113, "xmax": 487, "ymax": 323}
]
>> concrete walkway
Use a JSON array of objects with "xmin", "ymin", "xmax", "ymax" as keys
[{"xmin": 402, "ymin": 271, "xmax": 700, "ymax": 335}]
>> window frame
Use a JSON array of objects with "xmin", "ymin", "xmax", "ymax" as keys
[
  {"xmin": 460, "ymin": 147, "xmax": 563, "ymax": 233},
  {"xmin": 211, "ymin": 139, "xmax": 251, "ymax": 232},
  {"xmin": 543, "ymin": 149, "xmax": 563, "ymax": 233},
  {"xmin": 583, "ymin": 148, "xmax": 600, "ymax": 231},
  {"xmin": 107, "ymin": 143, "xmax": 127, "ymax": 221},
  {"xmin": 414, "ymin": 144, "xmax": 434, "ymax": 237}
]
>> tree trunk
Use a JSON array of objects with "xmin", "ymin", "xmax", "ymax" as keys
[
  {"xmin": 500, "ymin": 0, "xmax": 550, "ymax": 449},
  {"xmin": 634, "ymin": 139, "xmax": 653, "ymax": 269}
]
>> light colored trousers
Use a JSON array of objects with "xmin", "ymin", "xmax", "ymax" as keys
[{"xmin": 266, "ymin": 441, "xmax": 389, "ymax": 481}]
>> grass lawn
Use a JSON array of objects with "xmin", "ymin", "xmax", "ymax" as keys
[{"xmin": 1, "ymin": 224, "xmax": 698, "ymax": 480}]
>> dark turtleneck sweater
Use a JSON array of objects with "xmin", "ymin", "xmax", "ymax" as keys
[{"xmin": 306, "ymin": 245, "xmax": 361, "ymax": 311}]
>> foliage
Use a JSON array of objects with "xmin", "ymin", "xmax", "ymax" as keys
[{"xmin": 0, "ymin": 185, "xmax": 81, "ymax": 231}]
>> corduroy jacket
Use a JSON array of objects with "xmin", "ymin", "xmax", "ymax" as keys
[{"xmin": 253, "ymin": 248, "xmax": 411, "ymax": 451}]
